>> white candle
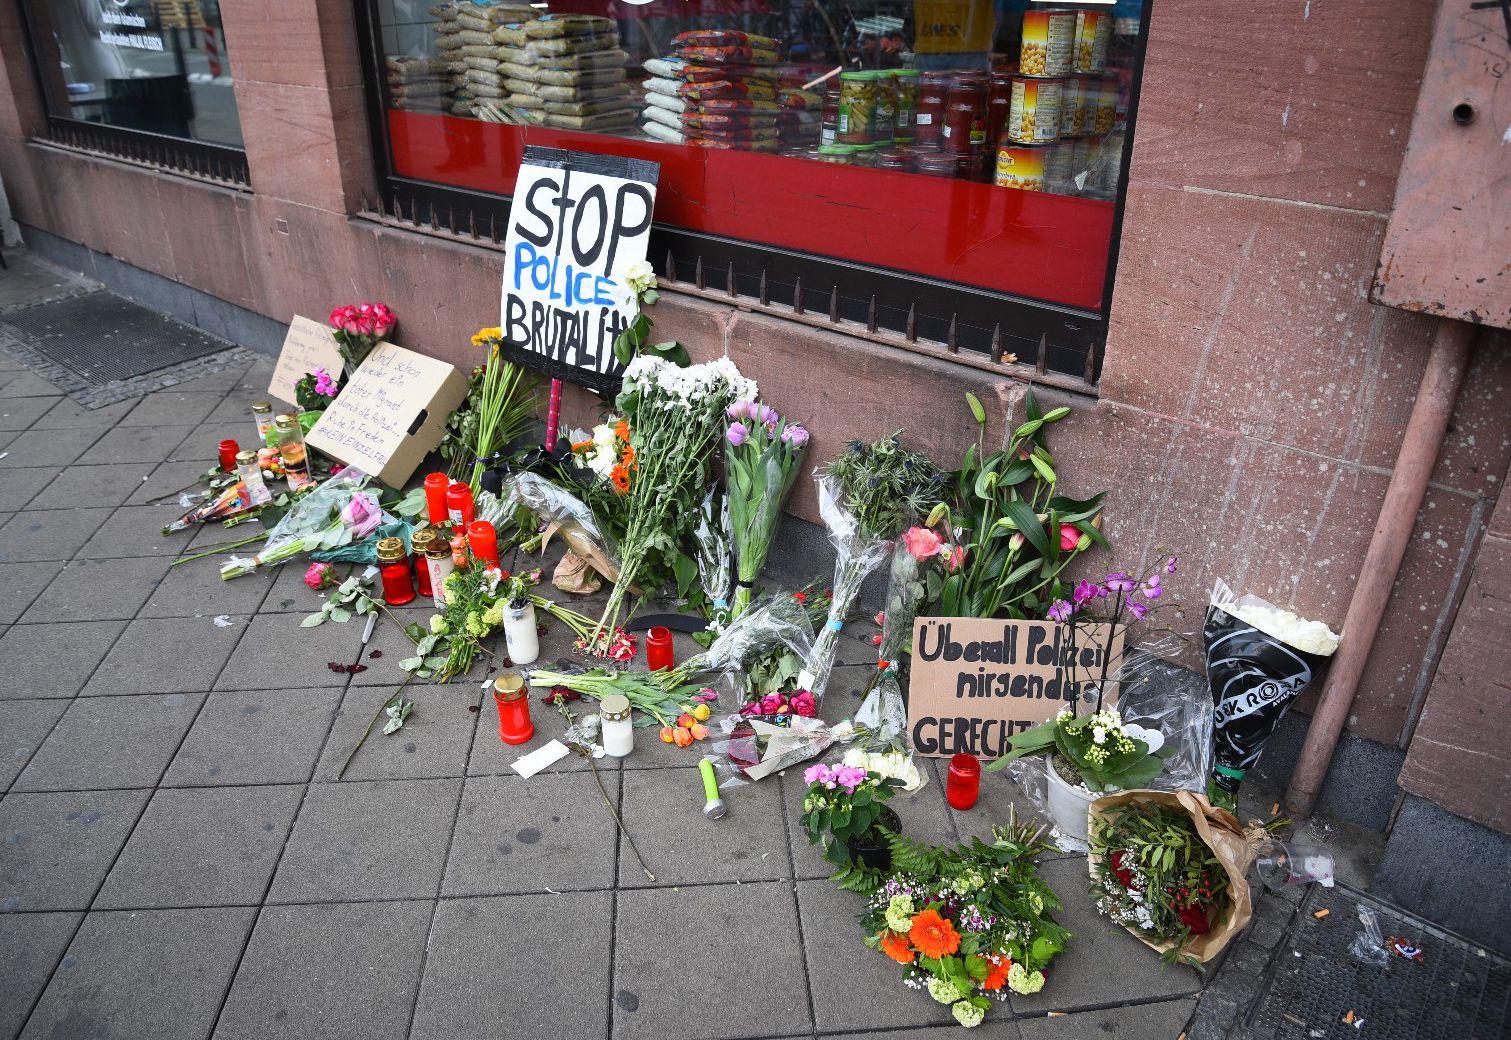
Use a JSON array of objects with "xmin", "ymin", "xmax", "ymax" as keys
[
  {"xmin": 426, "ymin": 551, "xmax": 454, "ymax": 609},
  {"xmin": 600, "ymin": 694, "xmax": 633, "ymax": 757},
  {"xmin": 503, "ymin": 601, "xmax": 539, "ymax": 665}
]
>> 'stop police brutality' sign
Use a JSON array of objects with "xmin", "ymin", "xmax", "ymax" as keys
[{"xmin": 499, "ymin": 147, "xmax": 660, "ymax": 392}]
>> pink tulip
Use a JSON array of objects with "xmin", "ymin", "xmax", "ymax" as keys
[{"xmin": 341, "ymin": 491, "xmax": 382, "ymax": 539}]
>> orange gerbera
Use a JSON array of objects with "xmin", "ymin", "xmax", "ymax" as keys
[
  {"xmin": 982, "ymin": 955, "xmax": 1012, "ymax": 991},
  {"xmin": 614, "ymin": 419, "xmax": 630, "ymax": 442},
  {"xmin": 621, "ymin": 444, "xmax": 636, "ymax": 467},
  {"xmin": 609, "ymin": 464, "xmax": 630, "ymax": 494},
  {"xmin": 571, "ymin": 438, "xmax": 594, "ymax": 453},
  {"xmin": 907, "ymin": 908, "xmax": 960, "ymax": 960},
  {"xmin": 879, "ymin": 931, "xmax": 914, "ymax": 964}
]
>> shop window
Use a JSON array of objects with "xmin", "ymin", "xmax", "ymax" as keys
[
  {"xmin": 358, "ymin": 0, "xmax": 1150, "ymax": 379},
  {"xmin": 21, "ymin": 0, "xmax": 248, "ymax": 181}
]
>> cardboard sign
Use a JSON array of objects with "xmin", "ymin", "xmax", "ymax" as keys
[
  {"xmin": 908, "ymin": 617, "xmax": 1125, "ymax": 759},
  {"xmin": 268, "ymin": 315, "xmax": 346, "ymax": 408},
  {"xmin": 499, "ymin": 146, "xmax": 660, "ymax": 392},
  {"xmin": 305, "ymin": 342, "xmax": 468, "ymax": 488}
]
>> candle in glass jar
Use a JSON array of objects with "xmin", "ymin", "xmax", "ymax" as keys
[
  {"xmin": 467, "ymin": 520, "xmax": 500, "ymax": 568},
  {"xmin": 235, "ymin": 450, "xmax": 273, "ymax": 506},
  {"xmin": 218, "ymin": 439, "xmax": 240, "ymax": 472},
  {"xmin": 410, "ymin": 529, "xmax": 437, "ymax": 597},
  {"xmin": 445, "ymin": 482, "xmax": 475, "ymax": 525},
  {"xmin": 272, "ymin": 414, "xmax": 313, "ymax": 490},
  {"xmin": 502, "ymin": 598, "xmax": 539, "ymax": 665},
  {"xmin": 646, "ymin": 626, "xmax": 674, "ymax": 671},
  {"xmin": 423, "ymin": 472, "xmax": 450, "ymax": 525},
  {"xmin": 375, "ymin": 536, "xmax": 416, "ymax": 606},
  {"xmin": 493, "ymin": 674, "xmax": 534, "ymax": 744},
  {"xmin": 251, "ymin": 401, "xmax": 274, "ymax": 447},
  {"xmin": 600, "ymin": 694, "xmax": 633, "ymax": 757},
  {"xmin": 425, "ymin": 544, "xmax": 454, "ymax": 608},
  {"xmin": 946, "ymin": 753, "xmax": 981, "ymax": 810}
]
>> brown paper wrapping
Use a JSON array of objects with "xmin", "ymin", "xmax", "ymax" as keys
[{"xmin": 1087, "ymin": 789, "xmax": 1264, "ymax": 964}]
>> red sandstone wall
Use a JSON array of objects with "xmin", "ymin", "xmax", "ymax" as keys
[{"xmin": 1, "ymin": 0, "xmax": 1507, "ymax": 778}]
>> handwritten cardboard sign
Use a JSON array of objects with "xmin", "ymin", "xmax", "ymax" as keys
[
  {"xmin": 498, "ymin": 146, "xmax": 660, "ymax": 392},
  {"xmin": 908, "ymin": 617, "xmax": 1125, "ymax": 759},
  {"xmin": 268, "ymin": 315, "xmax": 346, "ymax": 408},
  {"xmin": 305, "ymin": 342, "xmax": 468, "ymax": 488}
]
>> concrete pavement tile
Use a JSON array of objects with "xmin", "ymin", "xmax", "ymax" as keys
[
  {"xmin": 1008, "ymin": 858, "xmax": 1201, "ymax": 1014},
  {"xmin": 80, "ymin": 616, "xmax": 243, "ymax": 696},
  {"xmin": 0, "ymin": 507, "xmax": 115, "ymax": 562},
  {"xmin": 205, "ymin": 391, "xmax": 265, "ymax": 425},
  {"xmin": 29, "ymin": 397, "xmax": 137, "ymax": 430},
  {"xmin": 79, "ymin": 504, "xmax": 199, "ymax": 558},
  {"xmin": 0, "ymin": 790, "xmax": 149, "ymax": 910},
  {"xmin": 164, "ymin": 687, "xmax": 343, "ymax": 787},
  {"xmin": 168, "ymin": 362, "xmax": 253, "ymax": 396},
  {"xmin": 213, "ymin": 612, "xmax": 365, "ymax": 689},
  {"xmin": 21, "ymin": 907, "xmax": 255, "ymax": 1040},
  {"xmin": 115, "ymin": 390, "xmax": 222, "ymax": 428},
  {"xmin": 796, "ymin": 878, "xmax": 957, "ymax": 1033},
  {"xmin": 618, "ymin": 766, "xmax": 789, "ymax": 888},
  {"xmin": 411, "ymin": 891, "xmax": 614, "ymax": 1040},
  {"xmin": 95, "ymin": 785, "xmax": 303, "ymax": 908},
  {"xmin": 0, "ymin": 370, "xmax": 64, "ymax": 398},
  {"xmin": 140, "ymin": 555, "xmax": 274, "ymax": 619},
  {"xmin": 827, "ymin": 1026, "xmax": 1022, "ymax": 1040},
  {"xmin": 1015, "ymin": 997, "xmax": 1196, "ymax": 1039},
  {"xmin": 0, "ymin": 397, "xmax": 57, "ymax": 431},
  {"xmin": 12, "ymin": 692, "xmax": 205, "ymax": 792},
  {"xmin": 0, "ymin": 426, "xmax": 103, "ymax": 469},
  {"xmin": 232, "ymin": 360, "xmax": 278, "ymax": 394},
  {"xmin": 613, "ymin": 882, "xmax": 812, "ymax": 1040},
  {"xmin": 0, "ymin": 467, "xmax": 55, "ymax": 511},
  {"xmin": 170, "ymin": 421, "xmax": 265, "ymax": 464},
  {"xmin": 0, "ymin": 911, "xmax": 84, "ymax": 1040},
  {"xmin": 0, "ymin": 620, "xmax": 126, "ymax": 698},
  {"xmin": 1, "ymin": 699, "xmax": 68, "ymax": 790},
  {"xmin": 267, "ymin": 778, "xmax": 460, "ymax": 903},
  {"xmin": 30, "ymin": 463, "xmax": 154, "ymax": 509},
  {"xmin": 125, "ymin": 459, "xmax": 218, "ymax": 506},
  {"xmin": 785, "ymin": 758, "xmax": 960, "ymax": 881},
  {"xmin": 954, "ymin": 762, "xmax": 1061, "ymax": 847},
  {"xmin": 442, "ymin": 773, "xmax": 617, "ymax": 896},
  {"xmin": 316, "ymin": 683, "xmax": 476, "ymax": 782},
  {"xmin": 20, "ymin": 556, "xmax": 173, "ymax": 623},
  {"xmin": 466, "ymin": 690, "xmax": 595, "ymax": 775},
  {"xmin": 0, "ymin": 562, "xmax": 63, "ymax": 623},
  {"xmin": 76, "ymin": 423, "xmax": 200, "ymax": 466},
  {"xmin": 214, "ymin": 900, "xmax": 430, "ymax": 1040}
]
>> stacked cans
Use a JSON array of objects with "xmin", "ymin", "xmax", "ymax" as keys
[{"xmin": 640, "ymin": 32, "xmax": 783, "ymax": 151}]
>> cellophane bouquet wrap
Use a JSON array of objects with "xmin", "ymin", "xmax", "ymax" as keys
[
  {"xmin": 683, "ymin": 591, "xmax": 816, "ymax": 700},
  {"xmin": 801, "ymin": 435, "xmax": 946, "ymax": 699},
  {"xmin": 1088, "ymin": 790, "xmax": 1265, "ymax": 964},
  {"xmin": 1203, "ymin": 580, "xmax": 1338, "ymax": 808},
  {"xmin": 220, "ymin": 471, "xmax": 380, "ymax": 580},
  {"xmin": 724, "ymin": 400, "xmax": 808, "ymax": 619},
  {"xmin": 693, "ymin": 487, "xmax": 733, "ymax": 622},
  {"xmin": 505, "ymin": 472, "xmax": 621, "ymax": 579}
]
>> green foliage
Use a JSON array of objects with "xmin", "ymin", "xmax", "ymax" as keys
[
  {"xmin": 799, "ymin": 770, "xmax": 904, "ymax": 868},
  {"xmin": 823, "ymin": 432, "xmax": 948, "ymax": 541}
]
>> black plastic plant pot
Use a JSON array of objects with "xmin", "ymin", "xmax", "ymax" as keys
[{"xmin": 845, "ymin": 806, "xmax": 901, "ymax": 871}]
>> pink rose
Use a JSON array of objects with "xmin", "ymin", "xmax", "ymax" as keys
[
  {"xmin": 304, "ymin": 562, "xmax": 333, "ymax": 590},
  {"xmin": 759, "ymin": 693, "xmax": 786, "ymax": 716},
  {"xmin": 902, "ymin": 526, "xmax": 945, "ymax": 560},
  {"xmin": 790, "ymin": 690, "xmax": 816, "ymax": 717}
]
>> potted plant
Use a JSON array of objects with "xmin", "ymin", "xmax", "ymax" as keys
[
  {"xmin": 985, "ymin": 554, "xmax": 1178, "ymax": 841},
  {"xmin": 801, "ymin": 763, "xmax": 904, "ymax": 871}
]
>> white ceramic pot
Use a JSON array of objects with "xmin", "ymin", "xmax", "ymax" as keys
[{"xmin": 1044, "ymin": 760, "xmax": 1099, "ymax": 843}]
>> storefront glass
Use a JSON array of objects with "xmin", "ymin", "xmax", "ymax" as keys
[
  {"xmin": 23, "ymin": 0, "xmax": 243, "ymax": 148},
  {"xmin": 370, "ymin": 0, "xmax": 1145, "ymax": 314}
]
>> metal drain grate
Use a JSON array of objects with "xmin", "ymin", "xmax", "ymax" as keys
[
  {"xmin": 1249, "ymin": 883, "xmax": 1510, "ymax": 1040},
  {"xmin": 0, "ymin": 290, "xmax": 229, "ymax": 385}
]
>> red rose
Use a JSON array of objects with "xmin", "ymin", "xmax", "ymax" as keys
[
  {"xmin": 1110, "ymin": 850, "xmax": 1139, "ymax": 891},
  {"xmin": 1177, "ymin": 905, "xmax": 1211, "ymax": 935}
]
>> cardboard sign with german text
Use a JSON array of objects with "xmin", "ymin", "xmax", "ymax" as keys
[
  {"xmin": 498, "ymin": 146, "xmax": 660, "ymax": 393},
  {"xmin": 908, "ymin": 617, "xmax": 1124, "ymax": 759},
  {"xmin": 305, "ymin": 342, "xmax": 467, "ymax": 488},
  {"xmin": 268, "ymin": 315, "xmax": 346, "ymax": 409}
]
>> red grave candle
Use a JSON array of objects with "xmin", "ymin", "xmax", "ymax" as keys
[
  {"xmin": 423, "ymin": 472, "xmax": 450, "ymax": 525},
  {"xmin": 375, "ymin": 537, "xmax": 416, "ymax": 606},
  {"xmin": 946, "ymin": 753, "xmax": 982, "ymax": 810},
  {"xmin": 646, "ymin": 626, "xmax": 675, "ymax": 672},
  {"xmin": 218, "ymin": 439, "xmax": 240, "ymax": 472},
  {"xmin": 493, "ymin": 675, "xmax": 534, "ymax": 744},
  {"xmin": 467, "ymin": 520, "xmax": 500, "ymax": 568},
  {"xmin": 446, "ymin": 481, "xmax": 475, "ymax": 525}
]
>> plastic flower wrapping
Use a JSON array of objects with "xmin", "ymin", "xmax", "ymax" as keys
[
  {"xmin": 220, "ymin": 471, "xmax": 384, "ymax": 580},
  {"xmin": 724, "ymin": 398, "xmax": 808, "ymax": 619},
  {"xmin": 1203, "ymin": 580, "xmax": 1339, "ymax": 808}
]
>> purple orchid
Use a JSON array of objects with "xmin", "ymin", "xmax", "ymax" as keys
[
  {"xmin": 1105, "ymin": 571, "xmax": 1136, "ymax": 594},
  {"xmin": 1141, "ymin": 574, "xmax": 1164, "ymax": 599},
  {"xmin": 1047, "ymin": 599, "xmax": 1074, "ymax": 623}
]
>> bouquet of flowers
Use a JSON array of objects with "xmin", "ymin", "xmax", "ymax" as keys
[
  {"xmin": 724, "ymin": 400, "xmax": 809, "ymax": 618},
  {"xmin": 992, "ymin": 705, "xmax": 1167, "ymax": 793},
  {"xmin": 801, "ymin": 764, "xmax": 904, "ymax": 868},
  {"xmin": 1088, "ymin": 790, "xmax": 1264, "ymax": 965},
  {"xmin": 463, "ymin": 328, "xmax": 540, "ymax": 493},
  {"xmin": 866, "ymin": 525, "xmax": 962, "ymax": 696},
  {"xmin": 1203, "ymin": 580, "xmax": 1339, "ymax": 809},
  {"xmin": 929, "ymin": 391, "xmax": 1105, "ymax": 620},
  {"xmin": 220, "ymin": 472, "xmax": 382, "ymax": 579},
  {"xmin": 591, "ymin": 356, "xmax": 756, "ymax": 649},
  {"xmin": 693, "ymin": 488, "xmax": 734, "ymax": 621},
  {"xmin": 295, "ymin": 367, "xmax": 341, "ymax": 412},
  {"xmin": 858, "ymin": 824, "xmax": 1068, "ymax": 1029},
  {"xmin": 328, "ymin": 302, "xmax": 396, "ymax": 374},
  {"xmin": 570, "ymin": 417, "xmax": 636, "ymax": 494},
  {"xmin": 800, "ymin": 435, "xmax": 945, "ymax": 698}
]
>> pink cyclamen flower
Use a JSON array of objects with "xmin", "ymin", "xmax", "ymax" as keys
[
  {"xmin": 946, "ymin": 545, "xmax": 967, "ymax": 572},
  {"xmin": 804, "ymin": 763, "xmax": 830, "ymax": 785},
  {"xmin": 835, "ymin": 765, "xmax": 869, "ymax": 793},
  {"xmin": 1105, "ymin": 571, "xmax": 1136, "ymax": 594},
  {"xmin": 304, "ymin": 562, "xmax": 333, "ymax": 590},
  {"xmin": 902, "ymin": 526, "xmax": 945, "ymax": 560},
  {"xmin": 726, "ymin": 421, "xmax": 749, "ymax": 448},
  {"xmin": 1059, "ymin": 523, "xmax": 1080, "ymax": 552},
  {"xmin": 781, "ymin": 424, "xmax": 810, "ymax": 448},
  {"xmin": 1047, "ymin": 599, "xmax": 1074, "ymax": 623},
  {"xmin": 313, "ymin": 367, "xmax": 339, "ymax": 397},
  {"xmin": 341, "ymin": 491, "xmax": 382, "ymax": 539}
]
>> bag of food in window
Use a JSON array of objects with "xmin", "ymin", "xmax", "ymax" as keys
[
  {"xmin": 526, "ymin": 13, "xmax": 616, "ymax": 38},
  {"xmin": 678, "ymin": 80, "xmax": 777, "ymax": 102},
  {"xmin": 476, "ymin": 3, "xmax": 537, "ymax": 24},
  {"xmin": 777, "ymin": 88, "xmax": 823, "ymax": 110},
  {"xmin": 676, "ymin": 46, "xmax": 780, "ymax": 67},
  {"xmin": 695, "ymin": 98, "xmax": 782, "ymax": 114},
  {"xmin": 504, "ymin": 92, "xmax": 546, "ymax": 110},
  {"xmin": 532, "ymin": 67, "xmax": 626, "ymax": 88},
  {"xmin": 465, "ymin": 68, "xmax": 504, "ymax": 87},
  {"xmin": 641, "ymin": 106, "xmax": 683, "ymax": 131},
  {"xmin": 690, "ymin": 125, "xmax": 780, "ymax": 141},
  {"xmin": 687, "ymin": 136, "xmax": 780, "ymax": 152},
  {"xmin": 468, "ymin": 81, "xmax": 506, "ymax": 99},
  {"xmin": 545, "ymin": 98, "xmax": 633, "ymax": 117},
  {"xmin": 502, "ymin": 48, "xmax": 628, "ymax": 71},
  {"xmin": 534, "ymin": 83, "xmax": 624, "ymax": 103},
  {"xmin": 544, "ymin": 109, "xmax": 637, "ymax": 131},
  {"xmin": 681, "ymin": 111, "xmax": 779, "ymax": 131},
  {"xmin": 642, "ymin": 121, "xmax": 686, "ymax": 145},
  {"xmin": 643, "ymin": 90, "xmax": 686, "ymax": 113},
  {"xmin": 491, "ymin": 22, "xmax": 533, "ymax": 46},
  {"xmin": 428, "ymin": 3, "xmax": 455, "ymax": 17},
  {"xmin": 459, "ymin": 44, "xmax": 503, "ymax": 58},
  {"xmin": 525, "ymin": 34, "xmax": 621, "ymax": 58},
  {"xmin": 436, "ymin": 34, "xmax": 464, "ymax": 51},
  {"xmin": 671, "ymin": 30, "xmax": 780, "ymax": 51}
]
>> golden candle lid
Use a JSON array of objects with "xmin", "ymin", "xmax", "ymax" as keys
[
  {"xmin": 375, "ymin": 537, "xmax": 407, "ymax": 562},
  {"xmin": 493, "ymin": 674, "xmax": 526, "ymax": 700}
]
